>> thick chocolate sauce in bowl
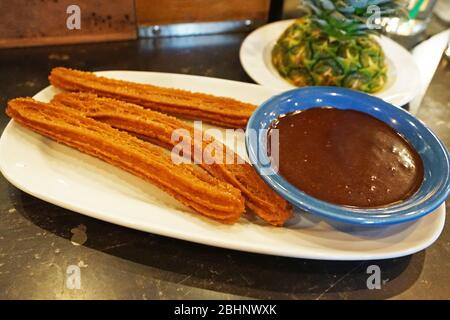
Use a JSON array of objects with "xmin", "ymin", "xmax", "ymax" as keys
[{"xmin": 269, "ymin": 107, "xmax": 424, "ymax": 208}]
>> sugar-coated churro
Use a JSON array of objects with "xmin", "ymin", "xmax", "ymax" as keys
[
  {"xmin": 49, "ymin": 67, "xmax": 256, "ymax": 128},
  {"xmin": 6, "ymin": 98, "xmax": 245, "ymax": 223},
  {"xmin": 52, "ymin": 92, "xmax": 293, "ymax": 226}
]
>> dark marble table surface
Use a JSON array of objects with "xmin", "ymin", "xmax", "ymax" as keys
[{"xmin": 0, "ymin": 31, "xmax": 448, "ymax": 300}]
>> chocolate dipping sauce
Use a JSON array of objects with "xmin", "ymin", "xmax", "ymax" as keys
[{"xmin": 268, "ymin": 107, "xmax": 424, "ymax": 208}]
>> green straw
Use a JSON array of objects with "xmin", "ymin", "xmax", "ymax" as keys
[{"xmin": 409, "ymin": 0, "xmax": 425, "ymax": 19}]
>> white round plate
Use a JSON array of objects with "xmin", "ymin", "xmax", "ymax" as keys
[
  {"xmin": 240, "ymin": 19, "xmax": 421, "ymax": 107},
  {"xmin": 0, "ymin": 71, "xmax": 445, "ymax": 261}
]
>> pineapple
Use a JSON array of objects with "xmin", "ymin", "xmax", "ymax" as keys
[{"xmin": 272, "ymin": 0, "xmax": 406, "ymax": 93}]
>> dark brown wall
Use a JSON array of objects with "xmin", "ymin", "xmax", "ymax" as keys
[{"xmin": 0, "ymin": 0, "xmax": 136, "ymax": 48}]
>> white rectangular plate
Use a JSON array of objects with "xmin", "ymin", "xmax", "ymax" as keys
[{"xmin": 0, "ymin": 71, "xmax": 445, "ymax": 260}]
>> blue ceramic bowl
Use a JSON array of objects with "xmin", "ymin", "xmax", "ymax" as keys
[{"xmin": 246, "ymin": 87, "xmax": 450, "ymax": 225}]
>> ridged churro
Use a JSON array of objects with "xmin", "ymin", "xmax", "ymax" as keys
[
  {"xmin": 49, "ymin": 67, "xmax": 256, "ymax": 128},
  {"xmin": 6, "ymin": 98, "xmax": 245, "ymax": 223},
  {"xmin": 52, "ymin": 92, "xmax": 293, "ymax": 226}
]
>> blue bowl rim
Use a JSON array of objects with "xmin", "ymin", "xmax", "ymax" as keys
[{"xmin": 245, "ymin": 86, "xmax": 450, "ymax": 225}]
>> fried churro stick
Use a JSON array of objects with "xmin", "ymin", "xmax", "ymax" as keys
[
  {"xmin": 52, "ymin": 92, "xmax": 293, "ymax": 226},
  {"xmin": 49, "ymin": 67, "xmax": 256, "ymax": 128},
  {"xmin": 6, "ymin": 98, "xmax": 245, "ymax": 223}
]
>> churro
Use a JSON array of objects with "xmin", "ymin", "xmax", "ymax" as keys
[
  {"xmin": 49, "ymin": 67, "xmax": 256, "ymax": 128},
  {"xmin": 6, "ymin": 98, "xmax": 245, "ymax": 223},
  {"xmin": 52, "ymin": 92, "xmax": 293, "ymax": 226}
]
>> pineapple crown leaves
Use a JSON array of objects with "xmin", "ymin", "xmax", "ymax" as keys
[{"xmin": 303, "ymin": 0, "xmax": 408, "ymax": 40}]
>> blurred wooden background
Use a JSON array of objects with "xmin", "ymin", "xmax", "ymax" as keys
[
  {"xmin": 0, "ymin": 0, "xmax": 272, "ymax": 48},
  {"xmin": 0, "ymin": 0, "xmax": 136, "ymax": 48},
  {"xmin": 135, "ymin": 0, "xmax": 270, "ymax": 25}
]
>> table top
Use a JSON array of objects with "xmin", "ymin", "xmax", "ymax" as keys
[{"xmin": 0, "ymin": 31, "xmax": 448, "ymax": 300}]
